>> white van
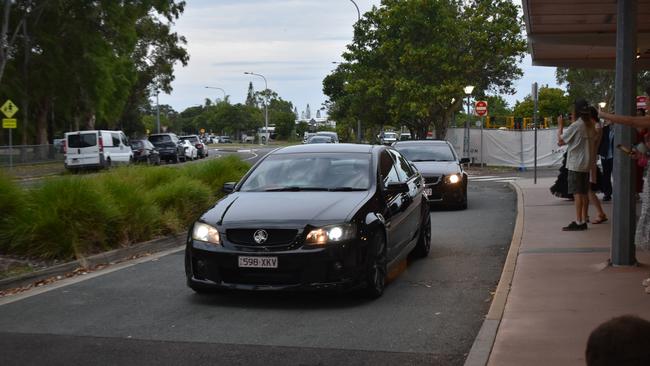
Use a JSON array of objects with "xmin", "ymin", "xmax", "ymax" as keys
[{"xmin": 64, "ymin": 130, "xmax": 133, "ymax": 170}]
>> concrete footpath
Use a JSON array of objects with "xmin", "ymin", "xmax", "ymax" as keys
[{"xmin": 486, "ymin": 177, "xmax": 650, "ymax": 365}]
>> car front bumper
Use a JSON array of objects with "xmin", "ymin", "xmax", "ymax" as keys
[
  {"xmin": 425, "ymin": 182, "xmax": 464, "ymax": 204},
  {"xmin": 186, "ymin": 239, "xmax": 367, "ymax": 291}
]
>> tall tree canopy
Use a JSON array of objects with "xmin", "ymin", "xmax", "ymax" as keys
[
  {"xmin": 323, "ymin": 0, "xmax": 526, "ymax": 140},
  {"xmin": 0, "ymin": 0, "xmax": 188, "ymax": 145}
]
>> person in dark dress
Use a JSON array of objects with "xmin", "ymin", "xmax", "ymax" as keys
[
  {"xmin": 598, "ymin": 121, "xmax": 613, "ymax": 201},
  {"xmin": 550, "ymin": 151, "xmax": 574, "ymax": 200}
]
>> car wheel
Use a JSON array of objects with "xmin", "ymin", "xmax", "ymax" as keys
[
  {"xmin": 411, "ymin": 215, "xmax": 431, "ymax": 258},
  {"xmin": 105, "ymin": 158, "xmax": 112, "ymax": 169},
  {"xmin": 363, "ymin": 231, "xmax": 387, "ymax": 299},
  {"xmin": 459, "ymin": 182, "xmax": 468, "ymax": 210}
]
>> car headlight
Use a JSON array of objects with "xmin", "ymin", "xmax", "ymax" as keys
[
  {"xmin": 305, "ymin": 224, "xmax": 356, "ymax": 245},
  {"xmin": 192, "ymin": 222, "xmax": 221, "ymax": 245},
  {"xmin": 446, "ymin": 174, "xmax": 461, "ymax": 184}
]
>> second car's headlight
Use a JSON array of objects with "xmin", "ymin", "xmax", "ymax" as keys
[
  {"xmin": 446, "ymin": 174, "xmax": 460, "ymax": 184},
  {"xmin": 192, "ymin": 222, "xmax": 221, "ymax": 245},
  {"xmin": 305, "ymin": 224, "xmax": 356, "ymax": 245}
]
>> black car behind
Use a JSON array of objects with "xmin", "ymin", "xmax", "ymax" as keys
[
  {"xmin": 393, "ymin": 140, "xmax": 469, "ymax": 209},
  {"xmin": 185, "ymin": 144, "xmax": 431, "ymax": 298},
  {"xmin": 148, "ymin": 133, "xmax": 183, "ymax": 163},
  {"xmin": 130, "ymin": 139, "xmax": 160, "ymax": 165}
]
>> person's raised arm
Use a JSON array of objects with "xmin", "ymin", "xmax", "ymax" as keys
[
  {"xmin": 557, "ymin": 115, "xmax": 566, "ymax": 146},
  {"xmin": 598, "ymin": 111, "xmax": 650, "ymax": 129}
]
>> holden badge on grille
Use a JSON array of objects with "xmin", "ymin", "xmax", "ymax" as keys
[{"xmin": 253, "ymin": 229, "xmax": 268, "ymax": 244}]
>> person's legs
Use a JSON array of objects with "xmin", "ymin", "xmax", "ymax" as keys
[
  {"xmin": 589, "ymin": 190, "xmax": 608, "ymax": 223},
  {"xmin": 601, "ymin": 158, "xmax": 613, "ymax": 200}
]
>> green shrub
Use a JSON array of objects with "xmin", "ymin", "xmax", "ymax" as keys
[
  {"xmin": 5, "ymin": 176, "xmax": 120, "ymax": 260},
  {"xmin": 183, "ymin": 155, "xmax": 250, "ymax": 192},
  {"xmin": 99, "ymin": 175, "xmax": 162, "ymax": 245},
  {"xmin": 148, "ymin": 177, "xmax": 212, "ymax": 229},
  {"xmin": 0, "ymin": 173, "xmax": 26, "ymax": 253}
]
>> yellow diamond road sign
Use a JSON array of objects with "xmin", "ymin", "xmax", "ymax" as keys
[
  {"xmin": 1, "ymin": 100, "xmax": 18, "ymax": 118},
  {"xmin": 3, "ymin": 118, "xmax": 17, "ymax": 129}
]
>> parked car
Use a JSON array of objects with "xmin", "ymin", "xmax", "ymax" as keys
[
  {"xmin": 218, "ymin": 136, "xmax": 232, "ymax": 143},
  {"xmin": 64, "ymin": 130, "xmax": 133, "ymax": 171},
  {"xmin": 180, "ymin": 135, "xmax": 207, "ymax": 158},
  {"xmin": 399, "ymin": 132, "xmax": 412, "ymax": 141},
  {"xmin": 185, "ymin": 144, "xmax": 431, "ymax": 298},
  {"xmin": 302, "ymin": 132, "xmax": 317, "ymax": 144},
  {"xmin": 379, "ymin": 132, "xmax": 398, "ymax": 145},
  {"xmin": 180, "ymin": 139, "xmax": 198, "ymax": 161},
  {"xmin": 130, "ymin": 139, "xmax": 160, "ymax": 165},
  {"xmin": 305, "ymin": 135, "xmax": 334, "ymax": 144},
  {"xmin": 315, "ymin": 131, "xmax": 339, "ymax": 143},
  {"xmin": 393, "ymin": 140, "xmax": 469, "ymax": 209},
  {"xmin": 148, "ymin": 133, "xmax": 184, "ymax": 163}
]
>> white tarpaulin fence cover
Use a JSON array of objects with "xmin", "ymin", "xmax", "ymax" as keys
[{"xmin": 446, "ymin": 128, "xmax": 565, "ymax": 168}]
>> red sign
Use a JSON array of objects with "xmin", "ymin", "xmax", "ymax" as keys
[
  {"xmin": 636, "ymin": 96, "xmax": 647, "ymax": 110},
  {"xmin": 475, "ymin": 100, "xmax": 488, "ymax": 116}
]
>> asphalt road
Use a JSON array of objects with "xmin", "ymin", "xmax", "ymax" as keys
[{"xmin": 0, "ymin": 181, "xmax": 515, "ymax": 366}]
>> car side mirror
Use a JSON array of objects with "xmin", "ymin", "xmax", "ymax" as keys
[
  {"xmin": 385, "ymin": 182, "xmax": 409, "ymax": 194},
  {"xmin": 222, "ymin": 182, "xmax": 236, "ymax": 194},
  {"xmin": 459, "ymin": 158, "xmax": 470, "ymax": 164}
]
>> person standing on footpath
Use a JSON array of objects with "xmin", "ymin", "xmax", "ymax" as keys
[
  {"xmin": 558, "ymin": 99, "xmax": 595, "ymax": 231},
  {"xmin": 599, "ymin": 104, "xmax": 650, "ymax": 293},
  {"xmin": 586, "ymin": 107, "xmax": 608, "ymax": 224},
  {"xmin": 598, "ymin": 119, "xmax": 614, "ymax": 201}
]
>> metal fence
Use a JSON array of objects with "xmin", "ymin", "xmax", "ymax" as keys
[{"xmin": 0, "ymin": 144, "xmax": 65, "ymax": 167}]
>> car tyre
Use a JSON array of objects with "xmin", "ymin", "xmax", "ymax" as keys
[
  {"xmin": 363, "ymin": 231, "xmax": 387, "ymax": 299},
  {"xmin": 411, "ymin": 215, "xmax": 431, "ymax": 258},
  {"xmin": 459, "ymin": 182, "xmax": 468, "ymax": 210}
]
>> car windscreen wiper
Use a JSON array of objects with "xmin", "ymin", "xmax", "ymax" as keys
[
  {"xmin": 264, "ymin": 186, "xmax": 330, "ymax": 192},
  {"xmin": 328, "ymin": 187, "xmax": 367, "ymax": 191}
]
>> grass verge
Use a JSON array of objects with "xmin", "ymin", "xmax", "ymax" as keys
[{"xmin": 0, "ymin": 156, "xmax": 250, "ymax": 261}]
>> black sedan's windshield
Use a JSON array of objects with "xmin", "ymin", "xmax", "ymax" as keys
[
  {"xmin": 395, "ymin": 144, "xmax": 455, "ymax": 162},
  {"xmin": 240, "ymin": 153, "xmax": 371, "ymax": 191}
]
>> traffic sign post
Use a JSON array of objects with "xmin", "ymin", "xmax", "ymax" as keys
[
  {"xmin": 475, "ymin": 101, "xmax": 488, "ymax": 167},
  {"xmin": 1, "ymin": 99, "xmax": 19, "ymax": 169}
]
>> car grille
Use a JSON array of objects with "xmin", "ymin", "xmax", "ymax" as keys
[
  {"xmin": 219, "ymin": 268, "xmax": 300, "ymax": 285},
  {"xmin": 424, "ymin": 176, "xmax": 440, "ymax": 185},
  {"xmin": 227, "ymin": 229, "xmax": 298, "ymax": 246}
]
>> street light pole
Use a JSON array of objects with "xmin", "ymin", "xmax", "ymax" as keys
[
  {"xmin": 349, "ymin": 0, "xmax": 362, "ymax": 143},
  {"xmin": 156, "ymin": 89, "xmax": 160, "ymax": 134},
  {"xmin": 204, "ymin": 86, "xmax": 226, "ymax": 102},
  {"xmin": 244, "ymin": 72, "xmax": 269, "ymax": 145},
  {"xmin": 463, "ymin": 85, "xmax": 474, "ymax": 159}
]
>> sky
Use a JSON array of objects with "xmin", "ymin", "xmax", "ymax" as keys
[{"xmin": 158, "ymin": 0, "xmax": 560, "ymax": 115}]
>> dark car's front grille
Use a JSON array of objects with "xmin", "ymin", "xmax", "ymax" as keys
[
  {"xmin": 219, "ymin": 268, "xmax": 300, "ymax": 285},
  {"xmin": 227, "ymin": 229, "xmax": 298, "ymax": 246},
  {"xmin": 424, "ymin": 176, "xmax": 441, "ymax": 185}
]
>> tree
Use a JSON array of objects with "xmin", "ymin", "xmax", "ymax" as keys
[
  {"xmin": 305, "ymin": 104, "xmax": 311, "ymax": 119},
  {"xmin": 323, "ymin": 0, "xmax": 526, "ymax": 139},
  {"xmin": 245, "ymin": 81, "xmax": 256, "ymax": 107},
  {"xmin": 293, "ymin": 106, "xmax": 299, "ymax": 118},
  {"xmin": 316, "ymin": 109, "xmax": 321, "ymax": 118},
  {"xmin": 0, "ymin": 0, "xmax": 188, "ymax": 145},
  {"xmin": 513, "ymin": 87, "xmax": 570, "ymax": 120}
]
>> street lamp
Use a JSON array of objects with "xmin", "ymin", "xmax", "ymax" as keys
[
  {"xmin": 598, "ymin": 101, "xmax": 607, "ymax": 110},
  {"xmin": 244, "ymin": 72, "xmax": 269, "ymax": 145},
  {"xmin": 155, "ymin": 89, "xmax": 160, "ymax": 134},
  {"xmin": 463, "ymin": 85, "xmax": 474, "ymax": 159},
  {"xmin": 204, "ymin": 86, "xmax": 226, "ymax": 102},
  {"xmin": 349, "ymin": 0, "xmax": 362, "ymax": 143}
]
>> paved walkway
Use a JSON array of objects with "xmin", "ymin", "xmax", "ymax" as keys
[{"xmin": 488, "ymin": 177, "xmax": 650, "ymax": 365}]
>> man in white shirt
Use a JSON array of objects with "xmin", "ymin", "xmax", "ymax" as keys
[{"xmin": 558, "ymin": 99, "xmax": 594, "ymax": 231}]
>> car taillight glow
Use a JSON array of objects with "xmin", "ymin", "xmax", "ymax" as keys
[
  {"xmin": 98, "ymin": 136, "xmax": 104, "ymax": 152},
  {"xmin": 196, "ymin": 144, "xmax": 203, "ymax": 149}
]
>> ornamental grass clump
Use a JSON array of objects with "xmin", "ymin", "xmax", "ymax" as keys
[
  {"xmin": 147, "ymin": 177, "xmax": 212, "ymax": 230},
  {"xmin": 183, "ymin": 155, "xmax": 250, "ymax": 190},
  {"xmin": 0, "ymin": 173, "xmax": 27, "ymax": 253},
  {"xmin": 6, "ymin": 176, "xmax": 120, "ymax": 260}
]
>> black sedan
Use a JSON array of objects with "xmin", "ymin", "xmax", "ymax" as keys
[
  {"xmin": 393, "ymin": 140, "xmax": 469, "ymax": 209},
  {"xmin": 130, "ymin": 139, "xmax": 160, "ymax": 165},
  {"xmin": 185, "ymin": 144, "xmax": 431, "ymax": 298}
]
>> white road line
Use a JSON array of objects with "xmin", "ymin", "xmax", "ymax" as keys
[
  {"xmin": 0, "ymin": 246, "xmax": 184, "ymax": 306},
  {"xmin": 237, "ymin": 149, "xmax": 252, "ymax": 153},
  {"xmin": 244, "ymin": 150, "xmax": 259, "ymax": 161},
  {"xmin": 470, "ymin": 177, "xmax": 518, "ymax": 182}
]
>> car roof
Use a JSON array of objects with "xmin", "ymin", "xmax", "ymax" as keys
[{"xmin": 274, "ymin": 143, "xmax": 375, "ymax": 154}]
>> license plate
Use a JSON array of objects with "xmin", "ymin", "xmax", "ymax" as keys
[
  {"xmin": 238, "ymin": 256, "xmax": 278, "ymax": 268},
  {"xmin": 425, "ymin": 188, "xmax": 432, "ymax": 196}
]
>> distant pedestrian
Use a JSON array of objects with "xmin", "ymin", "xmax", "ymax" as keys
[
  {"xmin": 558, "ymin": 99, "xmax": 596, "ymax": 231},
  {"xmin": 586, "ymin": 107, "xmax": 607, "ymax": 224},
  {"xmin": 585, "ymin": 315, "xmax": 650, "ymax": 366},
  {"xmin": 550, "ymin": 114, "xmax": 574, "ymax": 200},
  {"xmin": 597, "ymin": 119, "xmax": 614, "ymax": 201}
]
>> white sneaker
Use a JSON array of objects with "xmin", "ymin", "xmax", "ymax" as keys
[{"xmin": 642, "ymin": 278, "xmax": 650, "ymax": 287}]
